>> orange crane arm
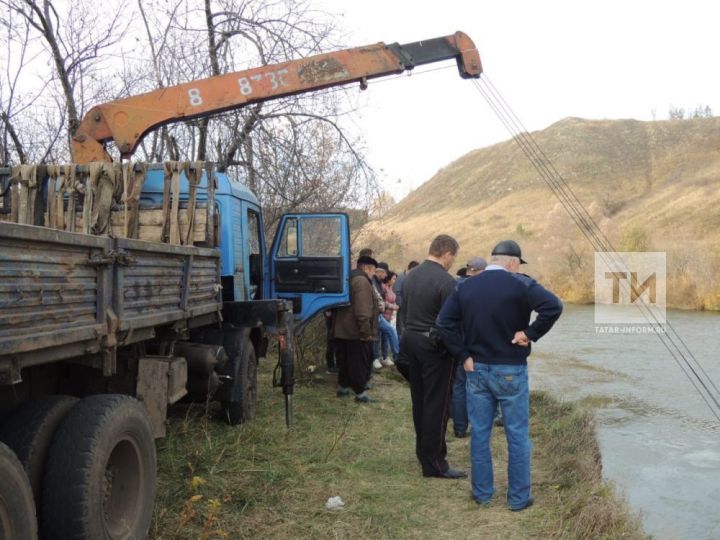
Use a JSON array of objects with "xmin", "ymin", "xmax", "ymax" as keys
[{"xmin": 71, "ymin": 31, "xmax": 482, "ymax": 163}]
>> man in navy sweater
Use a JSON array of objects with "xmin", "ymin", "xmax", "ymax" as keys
[{"xmin": 436, "ymin": 240, "xmax": 562, "ymax": 511}]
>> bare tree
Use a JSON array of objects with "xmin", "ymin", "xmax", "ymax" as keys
[
  {"xmin": 137, "ymin": 0, "xmax": 184, "ymax": 161},
  {"xmin": 668, "ymin": 103, "xmax": 713, "ymax": 121},
  {"xmin": 369, "ymin": 189, "xmax": 396, "ymax": 220},
  {"xmin": 0, "ymin": 0, "xmax": 132, "ymax": 160},
  {"xmin": 1, "ymin": 12, "xmax": 35, "ymax": 163},
  {"xmin": 668, "ymin": 105, "xmax": 685, "ymax": 120},
  {"xmin": 140, "ymin": 0, "xmax": 377, "ymax": 228},
  {"xmin": 692, "ymin": 104, "xmax": 713, "ymax": 118},
  {"xmin": 2, "ymin": 0, "xmax": 377, "ymax": 231}
]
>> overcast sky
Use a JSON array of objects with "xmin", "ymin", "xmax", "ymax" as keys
[{"xmin": 315, "ymin": 0, "xmax": 720, "ymax": 200}]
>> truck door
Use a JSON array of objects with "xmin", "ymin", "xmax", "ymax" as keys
[{"xmin": 269, "ymin": 213, "xmax": 350, "ymax": 324}]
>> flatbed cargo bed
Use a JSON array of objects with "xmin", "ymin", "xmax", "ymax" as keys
[{"xmin": 0, "ymin": 221, "xmax": 221, "ymax": 383}]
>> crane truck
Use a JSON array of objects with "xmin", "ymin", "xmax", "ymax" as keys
[{"xmin": 0, "ymin": 32, "xmax": 482, "ymax": 539}]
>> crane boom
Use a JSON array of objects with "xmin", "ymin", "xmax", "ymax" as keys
[{"xmin": 71, "ymin": 31, "xmax": 482, "ymax": 163}]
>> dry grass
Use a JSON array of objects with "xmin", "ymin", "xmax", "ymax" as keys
[
  {"xmin": 151, "ymin": 359, "xmax": 645, "ymax": 539},
  {"xmin": 360, "ymin": 117, "xmax": 720, "ymax": 310}
]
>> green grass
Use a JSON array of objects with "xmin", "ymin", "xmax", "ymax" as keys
[{"xmin": 151, "ymin": 361, "xmax": 645, "ymax": 539}]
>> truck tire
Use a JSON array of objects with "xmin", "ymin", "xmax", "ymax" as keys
[
  {"xmin": 41, "ymin": 395, "xmax": 156, "ymax": 540},
  {"xmin": 0, "ymin": 441, "xmax": 38, "ymax": 540},
  {"xmin": 0, "ymin": 395, "xmax": 79, "ymax": 505},
  {"xmin": 221, "ymin": 338, "xmax": 257, "ymax": 426}
]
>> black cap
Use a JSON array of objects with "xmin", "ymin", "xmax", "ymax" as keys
[
  {"xmin": 357, "ymin": 255, "xmax": 378, "ymax": 267},
  {"xmin": 491, "ymin": 240, "xmax": 527, "ymax": 264},
  {"xmin": 377, "ymin": 262, "xmax": 389, "ymax": 271}
]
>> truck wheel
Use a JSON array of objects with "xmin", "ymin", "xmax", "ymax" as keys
[
  {"xmin": 0, "ymin": 395, "xmax": 79, "ymax": 505},
  {"xmin": 221, "ymin": 339, "xmax": 257, "ymax": 426},
  {"xmin": 0, "ymin": 442, "xmax": 38, "ymax": 540},
  {"xmin": 41, "ymin": 395, "xmax": 156, "ymax": 540}
]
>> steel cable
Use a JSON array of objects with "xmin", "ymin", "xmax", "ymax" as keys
[
  {"xmin": 479, "ymin": 74, "xmax": 720, "ymax": 401},
  {"xmin": 472, "ymin": 75, "xmax": 720, "ymax": 422}
]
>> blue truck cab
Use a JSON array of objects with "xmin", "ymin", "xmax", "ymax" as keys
[{"xmin": 139, "ymin": 167, "xmax": 351, "ymax": 325}]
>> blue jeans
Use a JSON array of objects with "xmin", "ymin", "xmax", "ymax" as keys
[
  {"xmin": 451, "ymin": 363, "xmax": 468, "ymax": 434},
  {"xmin": 378, "ymin": 316, "xmax": 399, "ymax": 358},
  {"xmin": 454, "ymin": 365, "xmax": 501, "ymax": 434},
  {"xmin": 381, "ymin": 331, "xmax": 391, "ymax": 359},
  {"xmin": 466, "ymin": 363, "xmax": 532, "ymax": 509}
]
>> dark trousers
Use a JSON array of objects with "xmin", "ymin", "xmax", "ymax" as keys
[
  {"xmin": 325, "ymin": 315, "xmax": 336, "ymax": 370},
  {"xmin": 335, "ymin": 338, "xmax": 371, "ymax": 395},
  {"xmin": 396, "ymin": 308, "xmax": 405, "ymax": 340},
  {"xmin": 402, "ymin": 331, "xmax": 456, "ymax": 476}
]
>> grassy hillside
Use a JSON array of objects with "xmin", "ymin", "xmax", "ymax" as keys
[{"xmin": 361, "ymin": 117, "xmax": 720, "ymax": 310}]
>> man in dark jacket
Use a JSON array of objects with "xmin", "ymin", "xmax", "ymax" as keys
[
  {"xmin": 401, "ymin": 234, "xmax": 466, "ymax": 479},
  {"xmin": 333, "ymin": 255, "xmax": 380, "ymax": 403},
  {"xmin": 436, "ymin": 240, "xmax": 562, "ymax": 510},
  {"xmin": 393, "ymin": 260, "xmax": 419, "ymax": 339}
]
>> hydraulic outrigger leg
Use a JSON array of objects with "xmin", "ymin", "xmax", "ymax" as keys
[{"xmin": 275, "ymin": 304, "xmax": 295, "ymax": 429}]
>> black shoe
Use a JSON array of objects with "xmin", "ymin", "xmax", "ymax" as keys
[
  {"xmin": 424, "ymin": 468, "xmax": 468, "ymax": 479},
  {"xmin": 336, "ymin": 387, "xmax": 352, "ymax": 398},
  {"xmin": 326, "ymin": 366, "xmax": 338, "ymax": 374},
  {"xmin": 454, "ymin": 430, "xmax": 469, "ymax": 438},
  {"xmin": 474, "ymin": 498, "xmax": 492, "ymax": 507},
  {"xmin": 509, "ymin": 497, "xmax": 534, "ymax": 512}
]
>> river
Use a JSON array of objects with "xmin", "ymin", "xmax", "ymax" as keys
[{"xmin": 529, "ymin": 304, "xmax": 720, "ymax": 540}]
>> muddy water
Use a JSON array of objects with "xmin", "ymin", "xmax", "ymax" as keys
[{"xmin": 529, "ymin": 304, "xmax": 720, "ymax": 540}]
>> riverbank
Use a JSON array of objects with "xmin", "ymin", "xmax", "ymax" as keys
[
  {"xmin": 530, "ymin": 303, "xmax": 720, "ymax": 539},
  {"xmin": 150, "ymin": 362, "xmax": 644, "ymax": 539}
]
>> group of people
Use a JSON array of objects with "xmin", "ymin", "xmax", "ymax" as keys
[
  {"xmin": 328, "ymin": 234, "xmax": 563, "ymax": 511},
  {"xmin": 327, "ymin": 249, "xmax": 417, "ymax": 402}
]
